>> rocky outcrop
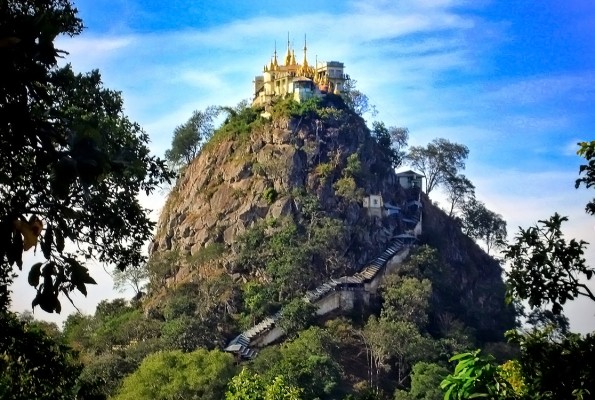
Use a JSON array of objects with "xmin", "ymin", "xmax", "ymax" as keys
[
  {"xmin": 148, "ymin": 100, "xmax": 514, "ymax": 346},
  {"xmin": 421, "ymin": 196, "xmax": 516, "ymax": 341},
  {"xmin": 151, "ymin": 104, "xmax": 408, "ymax": 285}
]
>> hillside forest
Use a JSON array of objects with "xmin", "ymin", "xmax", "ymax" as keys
[{"xmin": 2, "ymin": 2, "xmax": 595, "ymax": 400}]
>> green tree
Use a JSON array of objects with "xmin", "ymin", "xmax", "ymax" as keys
[
  {"xmin": 0, "ymin": 312, "xmax": 81, "ymax": 400},
  {"xmin": 226, "ymin": 368, "xmax": 303, "ymax": 400},
  {"xmin": 380, "ymin": 276, "xmax": 432, "ymax": 329},
  {"xmin": 372, "ymin": 121, "xmax": 409, "ymax": 168},
  {"xmin": 165, "ymin": 106, "xmax": 220, "ymax": 170},
  {"xmin": 278, "ymin": 298, "xmax": 317, "ymax": 338},
  {"xmin": 505, "ymin": 328, "xmax": 594, "ymax": 399},
  {"xmin": 394, "ymin": 362, "xmax": 449, "ymax": 400},
  {"xmin": 0, "ymin": 0, "xmax": 172, "ymax": 313},
  {"xmin": 461, "ymin": 198, "xmax": 507, "ymax": 255},
  {"xmin": 443, "ymin": 143, "xmax": 595, "ymax": 400},
  {"xmin": 444, "ymin": 174, "xmax": 475, "ymax": 217},
  {"xmin": 440, "ymin": 350, "xmax": 515, "ymax": 400},
  {"xmin": 62, "ymin": 312, "xmax": 94, "ymax": 354},
  {"xmin": 406, "ymin": 139, "xmax": 469, "ymax": 194},
  {"xmin": 112, "ymin": 264, "xmax": 148, "ymax": 296},
  {"xmin": 160, "ymin": 315, "xmax": 218, "ymax": 352},
  {"xmin": 364, "ymin": 317, "xmax": 432, "ymax": 388},
  {"xmin": 576, "ymin": 140, "xmax": 595, "ymax": 214},
  {"xmin": 77, "ymin": 352, "xmax": 136, "ymax": 399},
  {"xmin": 504, "ymin": 213, "xmax": 594, "ymax": 314},
  {"xmin": 114, "ymin": 349, "xmax": 237, "ymax": 400},
  {"xmin": 242, "ymin": 281, "xmax": 275, "ymax": 323},
  {"xmin": 17, "ymin": 310, "xmax": 62, "ymax": 341},
  {"xmin": 252, "ymin": 327, "xmax": 342, "ymax": 400},
  {"xmin": 341, "ymin": 79, "xmax": 377, "ymax": 117}
]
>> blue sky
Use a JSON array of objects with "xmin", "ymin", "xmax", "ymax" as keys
[{"xmin": 11, "ymin": 0, "xmax": 595, "ymax": 332}]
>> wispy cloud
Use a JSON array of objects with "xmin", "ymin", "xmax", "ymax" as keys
[{"xmin": 483, "ymin": 74, "xmax": 595, "ymax": 106}]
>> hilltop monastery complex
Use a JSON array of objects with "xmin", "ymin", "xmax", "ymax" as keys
[{"xmin": 253, "ymin": 35, "xmax": 350, "ymax": 106}]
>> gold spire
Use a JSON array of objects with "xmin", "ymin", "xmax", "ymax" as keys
[
  {"xmin": 273, "ymin": 41, "xmax": 278, "ymax": 69},
  {"xmin": 290, "ymin": 49, "xmax": 296, "ymax": 65},
  {"xmin": 284, "ymin": 32, "xmax": 292, "ymax": 66},
  {"xmin": 302, "ymin": 34, "xmax": 309, "ymax": 68}
]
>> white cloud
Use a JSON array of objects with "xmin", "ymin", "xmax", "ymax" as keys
[{"xmin": 483, "ymin": 74, "xmax": 595, "ymax": 106}]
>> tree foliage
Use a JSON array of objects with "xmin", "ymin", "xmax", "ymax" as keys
[
  {"xmin": 0, "ymin": 0, "xmax": 172, "ymax": 313},
  {"xmin": 380, "ymin": 276, "xmax": 432, "ymax": 329},
  {"xmin": 341, "ymin": 79, "xmax": 377, "ymax": 117},
  {"xmin": 506, "ymin": 328, "xmax": 595, "ymax": 399},
  {"xmin": 364, "ymin": 316, "xmax": 432, "ymax": 388},
  {"xmin": 165, "ymin": 106, "xmax": 220, "ymax": 170},
  {"xmin": 114, "ymin": 349, "xmax": 237, "ymax": 400},
  {"xmin": 112, "ymin": 263, "xmax": 148, "ymax": 295},
  {"xmin": 444, "ymin": 142, "xmax": 595, "ymax": 399},
  {"xmin": 225, "ymin": 368, "xmax": 303, "ymax": 400},
  {"xmin": 394, "ymin": 362, "xmax": 449, "ymax": 400},
  {"xmin": 461, "ymin": 198, "xmax": 507, "ymax": 254},
  {"xmin": 77, "ymin": 352, "xmax": 136, "ymax": 399},
  {"xmin": 371, "ymin": 121, "xmax": 409, "ymax": 169},
  {"xmin": 278, "ymin": 298, "xmax": 317, "ymax": 338},
  {"xmin": 576, "ymin": 140, "xmax": 595, "ymax": 215},
  {"xmin": 504, "ymin": 213, "xmax": 593, "ymax": 315},
  {"xmin": 444, "ymin": 174, "xmax": 475, "ymax": 217},
  {"xmin": 0, "ymin": 312, "xmax": 80, "ymax": 400},
  {"xmin": 440, "ymin": 350, "xmax": 514, "ymax": 400},
  {"xmin": 406, "ymin": 138, "xmax": 469, "ymax": 194},
  {"xmin": 235, "ymin": 216, "xmax": 349, "ymax": 306},
  {"xmin": 252, "ymin": 327, "xmax": 342, "ymax": 400}
]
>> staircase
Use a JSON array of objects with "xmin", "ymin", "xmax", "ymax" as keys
[{"xmin": 225, "ymin": 190, "xmax": 423, "ymax": 359}]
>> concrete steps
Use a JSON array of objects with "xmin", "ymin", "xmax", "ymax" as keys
[{"xmin": 225, "ymin": 200, "xmax": 423, "ymax": 360}]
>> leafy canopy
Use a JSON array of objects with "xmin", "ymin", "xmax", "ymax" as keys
[
  {"xmin": 406, "ymin": 138, "xmax": 469, "ymax": 194},
  {"xmin": 165, "ymin": 106, "xmax": 220, "ymax": 170},
  {"xmin": 576, "ymin": 140, "xmax": 595, "ymax": 214},
  {"xmin": 371, "ymin": 121, "xmax": 409, "ymax": 169},
  {"xmin": 0, "ymin": 0, "xmax": 172, "ymax": 313},
  {"xmin": 225, "ymin": 368, "xmax": 303, "ymax": 400},
  {"xmin": 461, "ymin": 198, "xmax": 507, "ymax": 255},
  {"xmin": 114, "ymin": 349, "xmax": 237, "ymax": 400},
  {"xmin": 504, "ymin": 213, "xmax": 593, "ymax": 315},
  {"xmin": 0, "ymin": 312, "xmax": 81, "ymax": 400}
]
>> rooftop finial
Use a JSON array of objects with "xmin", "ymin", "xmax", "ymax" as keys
[
  {"xmin": 285, "ymin": 32, "xmax": 292, "ymax": 66},
  {"xmin": 302, "ymin": 34, "xmax": 308, "ymax": 68}
]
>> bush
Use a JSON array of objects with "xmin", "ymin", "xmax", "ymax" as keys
[
  {"xmin": 263, "ymin": 187, "xmax": 278, "ymax": 204},
  {"xmin": 205, "ymin": 105, "xmax": 262, "ymax": 151},
  {"xmin": 114, "ymin": 349, "xmax": 237, "ymax": 400},
  {"xmin": 344, "ymin": 153, "xmax": 362, "ymax": 178},
  {"xmin": 315, "ymin": 162, "xmax": 334, "ymax": 179},
  {"xmin": 278, "ymin": 298, "xmax": 317, "ymax": 337},
  {"xmin": 189, "ymin": 243, "xmax": 226, "ymax": 268},
  {"xmin": 334, "ymin": 177, "xmax": 363, "ymax": 201}
]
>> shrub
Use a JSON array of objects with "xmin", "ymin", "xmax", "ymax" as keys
[
  {"xmin": 344, "ymin": 153, "xmax": 362, "ymax": 178},
  {"xmin": 263, "ymin": 187, "xmax": 278, "ymax": 204},
  {"xmin": 189, "ymin": 243, "xmax": 226, "ymax": 268},
  {"xmin": 333, "ymin": 176, "xmax": 363, "ymax": 201},
  {"xmin": 315, "ymin": 162, "xmax": 333, "ymax": 179}
]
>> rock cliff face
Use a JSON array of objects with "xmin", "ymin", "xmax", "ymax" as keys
[
  {"xmin": 148, "ymin": 97, "xmax": 514, "ymax": 340},
  {"xmin": 421, "ymin": 196, "xmax": 516, "ymax": 341},
  {"xmin": 151, "ymin": 99, "xmax": 409, "ymax": 285}
]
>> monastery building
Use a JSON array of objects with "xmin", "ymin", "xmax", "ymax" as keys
[{"xmin": 253, "ymin": 35, "xmax": 350, "ymax": 106}]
